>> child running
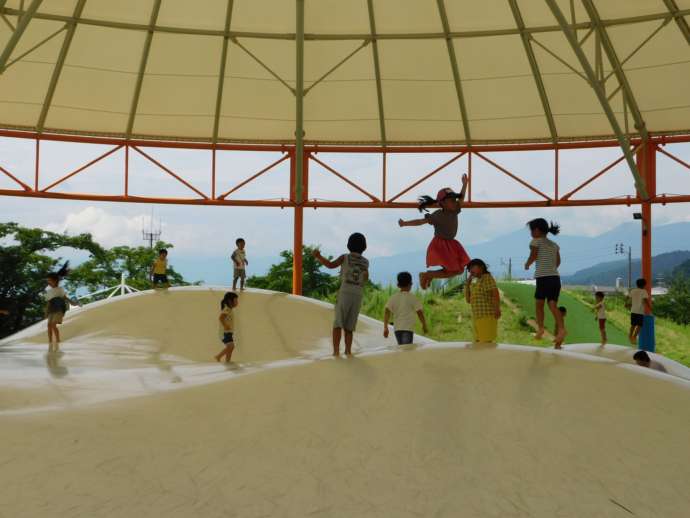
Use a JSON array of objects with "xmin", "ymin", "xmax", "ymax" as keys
[
  {"xmin": 628, "ymin": 278, "xmax": 651, "ymax": 345},
  {"xmin": 231, "ymin": 238, "xmax": 249, "ymax": 291},
  {"xmin": 383, "ymin": 272, "xmax": 428, "ymax": 345},
  {"xmin": 398, "ymin": 174, "xmax": 470, "ymax": 289},
  {"xmin": 524, "ymin": 218, "xmax": 564, "ymax": 342},
  {"xmin": 553, "ymin": 306, "xmax": 567, "ymax": 349},
  {"xmin": 593, "ymin": 291, "xmax": 607, "ymax": 346},
  {"xmin": 464, "ymin": 258, "xmax": 501, "ymax": 344},
  {"xmin": 313, "ymin": 232, "xmax": 369, "ymax": 356},
  {"xmin": 151, "ymin": 248, "xmax": 170, "ymax": 289},
  {"xmin": 215, "ymin": 291, "xmax": 239, "ymax": 363},
  {"xmin": 44, "ymin": 262, "xmax": 81, "ymax": 353}
]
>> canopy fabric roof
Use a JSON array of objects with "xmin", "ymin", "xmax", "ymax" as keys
[{"xmin": 0, "ymin": 0, "xmax": 689, "ymax": 146}]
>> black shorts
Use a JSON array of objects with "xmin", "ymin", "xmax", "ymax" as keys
[
  {"xmin": 394, "ymin": 330, "xmax": 414, "ymax": 345},
  {"xmin": 631, "ymin": 313, "xmax": 644, "ymax": 327},
  {"xmin": 222, "ymin": 332, "xmax": 234, "ymax": 344},
  {"xmin": 153, "ymin": 274, "xmax": 168, "ymax": 284},
  {"xmin": 535, "ymin": 276, "xmax": 561, "ymax": 302}
]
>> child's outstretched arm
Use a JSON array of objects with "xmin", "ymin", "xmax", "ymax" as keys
[
  {"xmin": 398, "ymin": 217, "xmax": 428, "ymax": 227},
  {"xmin": 458, "ymin": 173, "xmax": 468, "ymax": 202},
  {"xmin": 312, "ymin": 249, "xmax": 344, "ymax": 269},
  {"xmin": 416, "ymin": 310, "xmax": 429, "ymax": 334},
  {"xmin": 383, "ymin": 308, "xmax": 391, "ymax": 338},
  {"xmin": 524, "ymin": 246, "xmax": 538, "ymax": 270}
]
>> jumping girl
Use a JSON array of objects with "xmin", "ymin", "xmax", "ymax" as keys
[
  {"xmin": 398, "ymin": 174, "xmax": 470, "ymax": 289},
  {"xmin": 44, "ymin": 262, "xmax": 81, "ymax": 353},
  {"xmin": 524, "ymin": 218, "xmax": 564, "ymax": 343}
]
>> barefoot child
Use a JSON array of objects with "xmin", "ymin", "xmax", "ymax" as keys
[
  {"xmin": 524, "ymin": 218, "xmax": 564, "ymax": 342},
  {"xmin": 313, "ymin": 233, "xmax": 369, "ymax": 356},
  {"xmin": 215, "ymin": 291, "xmax": 239, "ymax": 363},
  {"xmin": 464, "ymin": 259, "xmax": 501, "ymax": 344},
  {"xmin": 231, "ymin": 238, "xmax": 249, "ymax": 291},
  {"xmin": 383, "ymin": 272, "xmax": 428, "ymax": 345},
  {"xmin": 398, "ymin": 174, "xmax": 470, "ymax": 289},
  {"xmin": 45, "ymin": 262, "xmax": 80, "ymax": 353},
  {"xmin": 593, "ymin": 291, "xmax": 607, "ymax": 346},
  {"xmin": 553, "ymin": 306, "xmax": 567, "ymax": 349},
  {"xmin": 151, "ymin": 249, "xmax": 170, "ymax": 289},
  {"xmin": 628, "ymin": 278, "xmax": 651, "ymax": 345}
]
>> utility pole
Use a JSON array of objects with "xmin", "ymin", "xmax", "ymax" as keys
[
  {"xmin": 501, "ymin": 257, "xmax": 513, "ymax": 281},
  {"xmin": 142, "ymin": 208, "xmax": 162, "ymax": 249},
  {"xmin": 615, "ymin": 243, "xmax": 632, "ymax": 289}
]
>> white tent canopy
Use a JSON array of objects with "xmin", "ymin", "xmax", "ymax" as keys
[{"xmin": 0, "ymin": 0, "xmax": 689, "ymax": 145}]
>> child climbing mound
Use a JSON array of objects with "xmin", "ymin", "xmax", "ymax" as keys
[
  {"xmin": 524, "ymin": 218, "xmax": 564, "ymax": 342},
  {"xmin": 215, "ymin": 291, "xmax": 239, "ymax": 363},
  {"xmin": 383, "ymin": 271, "xmax": 428, "ymax": 345},
  {"xmin": 151, "ymin": 249, "xmax": 170, "ymax": 289},
  {"xmin": 313, "ymin": 232, "xmax": 369, "ymax": 356},
  {"xmin": 44, "ymin": 262, "xmax": 81, "ymax": 353},
  {"xmin": 399, "ymin": 174, "xmax": 470, "ymax": 289}
]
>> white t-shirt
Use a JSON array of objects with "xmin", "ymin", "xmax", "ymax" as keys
[
  {"xmin": 385, "ymin": 291, "xmax": 423, "ymax": 332},
  {"xmin": 595, "ymin": 301, "xmax": 607, "ymax": 319},
  {"xmin": 629, "ymin": 288, "xmax": 649, "ymax": 315},
  {"xmin": 45, "ymin": 286, "xmax": 67, "ymax": 301}
]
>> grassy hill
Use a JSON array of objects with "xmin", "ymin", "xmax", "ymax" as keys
[
  {"xmin": 356, "ymin": 281, "xmax": 690, "ymax": 367},
  {"xmin": 498, "ymin": 283, "xmax": 630, "ymax": 344}
]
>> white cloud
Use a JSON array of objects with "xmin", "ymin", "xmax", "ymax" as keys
[{"xmin": 46, "ymin": 207, "xmax": 146, "ymax": 248}]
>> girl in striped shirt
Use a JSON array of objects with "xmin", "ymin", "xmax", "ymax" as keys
[{"xmin": 524, "ymin": 218, "xmax": 564, "ymax": 344}]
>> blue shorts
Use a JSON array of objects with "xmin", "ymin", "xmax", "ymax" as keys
[
  {"xmin": 153, "ymin": 274, "xmax": 168, "ymax": 284},
  {"xmin": 222, "ymin": 332, "xmax": 234, "ymax": 344}
]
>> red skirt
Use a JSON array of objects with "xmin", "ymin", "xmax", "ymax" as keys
[{"xmin": 426, "ymin": 236, "xmax": 471, "ymax": 272}]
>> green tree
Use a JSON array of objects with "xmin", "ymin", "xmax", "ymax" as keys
[
  {"xmin": 66, "ymin": 241, "xmax": 191, "ymax": 298},
  {"xmin": 653, "ymin": 275, "xmax": 690, "ymax": 325},
  {"xmin": 0, "ymin": 222, "xmax": 104, "ymax": 338},
  {"xmin": 247, "ymin": 245, "xmax": 339, "ymax": 299}
]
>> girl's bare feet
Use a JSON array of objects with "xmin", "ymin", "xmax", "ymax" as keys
[{"xmin": 533, "ymin": 331, "xmax": 544, "ymax": 340}]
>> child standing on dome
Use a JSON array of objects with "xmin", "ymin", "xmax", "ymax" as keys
[
  {"xmin": 398, "ymin": 174, "xmax": 470, "ymax": 289},
  {"xmin": 44, "ymin": 262, "xmax": 81, "ymax": 353}
]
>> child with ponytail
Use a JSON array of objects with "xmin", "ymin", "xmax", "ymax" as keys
[
  {"xmin": 398, "ymin": 174, "xmax": 471, "ymax": 289},
  {"xmin": 44, "ymin": 262, "xmax": 81, "ymax": 353},
  {"xmin": 524, "ymin": 218, "xmax": 564, "ymax": 345}
]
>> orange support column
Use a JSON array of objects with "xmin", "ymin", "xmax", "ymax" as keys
[
  {"xmin": 291, "ymin": 151, "xmax": 309, "ymax": 296},
  {"xmin": 637, "ymin": 142, "xmax": 656, "ymax": 294},
  {"xmin": 293, "ymin": 205, "xmax": 303, "ymax": 295}
]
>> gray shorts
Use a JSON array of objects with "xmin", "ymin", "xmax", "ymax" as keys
[
  {"xmin": 333, "ymin": 290, "xmax": 363, "ymax": 332},
  {"xmin": 233, "ymin": 269, "xmax": 246, "ymax": 281}
]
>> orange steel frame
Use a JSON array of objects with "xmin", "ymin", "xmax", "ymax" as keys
[{"xmin": 1, "ymin": 128, "xmax": 690, "ymax": 295}]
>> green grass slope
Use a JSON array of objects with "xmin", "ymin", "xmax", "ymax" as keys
[{"xmin": 498, "ymin": 282, "xmax": 630, "ymax": 345}]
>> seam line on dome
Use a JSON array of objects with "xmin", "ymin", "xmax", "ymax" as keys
[
  {"xmin": 509, "ymin": 0, "xmax": 557, "ymax": 144},
  {"xmin": 36, "ymin": 0, "xmax": 86, "ymax": 133},
  {"xmin": 125, "ymin": 0, "xmax": 162, "ymax": 138}
]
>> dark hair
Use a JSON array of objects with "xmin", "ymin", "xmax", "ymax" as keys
[
  {"xmin": 633, "ymin": 350, "xmax": 650, "ymax": 362},
  {"xmin": 236, "ymin": 238, "xmax": 245, "ymax": 246},
  {"xmin": 158, "ymin": 248, "xmax": 168, "ymax": 255},
  {"xmin": 347, "ymin": 232, "xmax": 367, "ymax": 254},
  {"xmin": 467, "ymin": 258, "xmax": 489, "ymax": 274},
  {"xmin": 558, "ymin": 306, "xmax": 567, "ymax": 314},
  {"xmin": 397, "ymin": 271, "xmax": 413, "ymax": 288},
  {"xmin": 636, "ymin": 278, "xmax": 647, "ymax": 288},
  {"xmin": 595, "ymin": 291, "xmax": 605, "ymax": 299},
  {"xmin": 417, "ymin": 190, "xmax": 460, "ymax": 213},
  {"xmin": 47, "ymin": 261, "xmax": 70, "ymax": 282},
  {"xmin": 528, "ymin": 218, "xmax": 560, "ymax": 236},
  {"xmin": 220, "ymin": 291, "xmax": 239, "ymax": 309}
]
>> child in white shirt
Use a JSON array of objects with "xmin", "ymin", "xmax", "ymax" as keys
[{"xmin": 383, "ymin": 272, "xmax": 428, "ymax": 345}]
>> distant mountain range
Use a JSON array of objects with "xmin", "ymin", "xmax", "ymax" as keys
[
  {"xmin": 562, "ymin": 250, "xmax": 690, "ymax": 287},
  {"xmin": 367, "ymin": 221, "xmax": 690, "ymax": 286},
  {"xmin": 172, "ymin": 221, "xmax": 690, "ymax": 287}
]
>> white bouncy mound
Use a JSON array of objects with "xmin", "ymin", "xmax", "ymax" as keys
[{"xmin": 1, "ymin": 288, "xmax": 690, "ymax": 517}]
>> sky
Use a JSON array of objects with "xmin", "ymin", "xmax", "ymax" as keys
[{"xmin": 2, "ymin": 135, "xmax": 690, "ymax": 269}]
